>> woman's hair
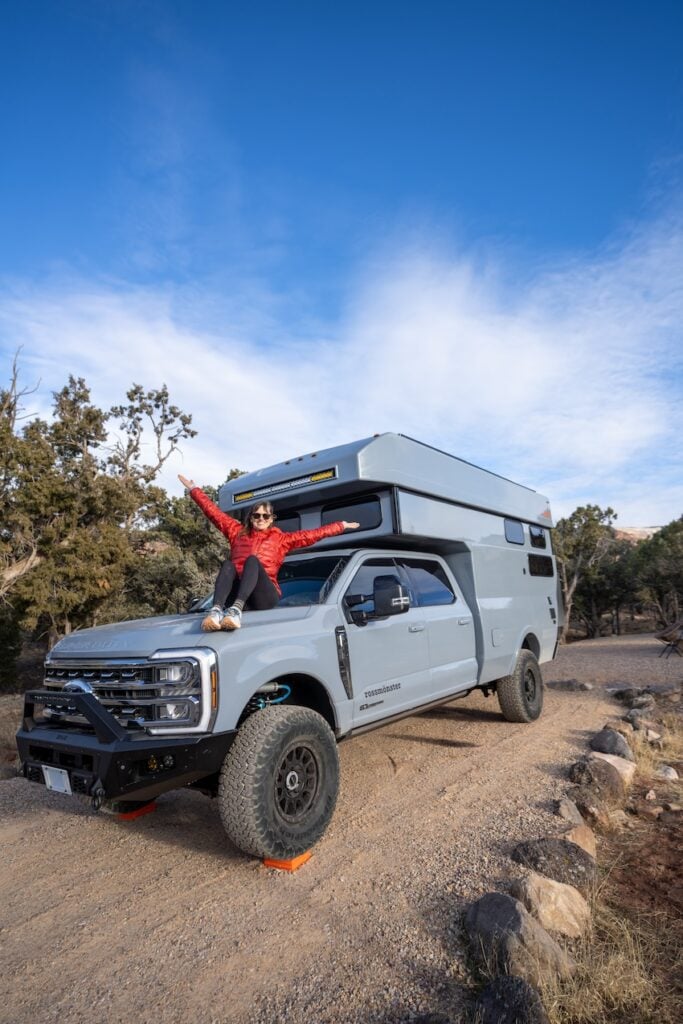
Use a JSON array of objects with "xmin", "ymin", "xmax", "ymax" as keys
[{"xmin": 241, "ymin": 501, "xmax": 276, "ymax": 535}]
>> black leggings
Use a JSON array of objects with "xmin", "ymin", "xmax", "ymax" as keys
[{"xmin": 212, "ymin": 555, "xmax": 279, "ymax": 611}]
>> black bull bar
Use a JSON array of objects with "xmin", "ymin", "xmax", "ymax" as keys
[{"xmin": 16, "ymin": 690, "xmax": 234, "ymax": 805}]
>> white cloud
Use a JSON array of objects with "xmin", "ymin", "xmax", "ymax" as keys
[{"xmin": 1, "ymin": 209, "xmax": 682, "ymax": 526}]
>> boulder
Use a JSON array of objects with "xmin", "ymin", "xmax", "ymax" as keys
[
  {"xmin": 567, "ymin": 757, "xmax": 625, "ymax": 803},
  {"xmin": 644, "ymin": 682, "xmax": 681, "ymax": 697},
  {"xmin": 629, "ymin": 694, "xmax": 656, "ymax": 710},
  {"xmin": 589, "ymin": 728, "xmax": 635, "ymax": 762},
  {"xmin": 567, "ymin": 785, "xmax": 612, "ymax": 832},
  {"xmin": 473, "ymin": 976, "xmax": 550, "ymax": 1024},
  {"xmin": 588, "ymin": 751, "xmax": 636, "ymax": 789},
  {"xmin": 634, "ymin": 800, "xmax": 663, "ymax": 821},
  {"xmin": 611, "ymin": 687, "xmax": 640, "ymax": 703},
  {"xmin": 511, "ymin": 839, "xmax": 597, "ymax": 895},
  {"xmin": 561, "ymin": 823, "xmax": 597, "ymax": 859},
  {"xmin": 511, "ymin": 870, "xmax": 591, "ymax": 938},
  {"xmin": 465, "ymin": 893, "xmax": 575, "ymax": 988},
  {"xmin": 553, "ymin": 796, "xmax": 584, "ymax": 826},
  {"xmin": 654, "ymin": 765, "xmax": 679, "ymax": 782}
]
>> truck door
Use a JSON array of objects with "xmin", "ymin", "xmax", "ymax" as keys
[
  {"xmin": 341, "ymin": 557, "xmax": 431, "ymax": 727},
  {"xmin": 397, "ymin": 557, "xmax": 478, "ymax": 696}
]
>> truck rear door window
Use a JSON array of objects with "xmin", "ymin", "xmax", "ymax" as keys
[
  {"xmin": 399, "ymin": 559, "xmax": 456, "ymax": 607},
  {"xmin": 504, "ymin": 518, "xmax": 524, "ymax": 545},
  {"xmin": 321, "ymin": 496, "xmax": 381, "ymax": 531}
]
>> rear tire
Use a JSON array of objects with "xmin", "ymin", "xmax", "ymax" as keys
[
  {"xmin": 496, "ymin": 650, "xmax": 544, "ymax": 723},
  {"xmin": 218, "ymin": 705, "xmax": 340, "ymax": 859}
]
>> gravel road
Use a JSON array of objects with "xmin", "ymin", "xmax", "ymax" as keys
[{"xmin": 1, "ymin": 636, "xmax": 680, "ymax": 1024}]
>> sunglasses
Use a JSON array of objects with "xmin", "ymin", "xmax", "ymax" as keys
[{"xmin": 251, "ymin": 512, "xmax": 273, "ymax": 520}]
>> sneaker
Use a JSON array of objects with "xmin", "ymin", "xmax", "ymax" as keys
[
  {"xmin": 201, "ymin": 607, "xmax": 223, "ymax": 632},
  {"xmin": 221, "ymin": 606, "xmax": 242, "ymax": 630}
]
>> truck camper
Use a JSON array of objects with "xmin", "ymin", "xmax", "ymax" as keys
[{"xmin": 17, "ymin": 433, "xmax": 562, "ymax": 860}]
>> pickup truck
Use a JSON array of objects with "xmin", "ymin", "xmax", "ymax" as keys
[{"xmin": 16, "ymin": 434, "xmax": 559, "ymax": 860}]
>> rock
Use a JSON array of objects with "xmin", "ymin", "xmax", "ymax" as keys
[
  {"xmin": 473, "ymin": 976, "xmax": 550, "ymax": 1024},
  {"xmin": 611, "ymin": 687, "xmax": 640, "ymax": 703},
  {"xmin": 0, "ymin": 765, "xmax": 17, "ymax": 781},
  {"xmin": 511, "ymin": 839, "xmax": 597, "ymax": 895},
  {"xmin": 465, "ymin": 893, "xmax": 575, "ymax": 987},
  {"xmin": 645, "ymin": 789, "xmax": 657, "ymax": 801},
  {"xmin": 589, "ymin": 728, "xmax": 635, "ymax": 762},
  {"xmin": 561, "ymin": 823, "xmax": 597, "ymax": 859},
  {"xmin": 654, "ymin": 765, "xmax": 679, "ymax": 782},
  {"xmin": 553, "ymin": 796, "xmax": 584, "ymax": 826},
  {"xmin": 625, "ymin": 709, "xmax": 654, "ymax": 730},
  {"xmin": 572, "ymin": 757, "xmax": 626, "ymax": 803},
  {"xmin": 567, "ymin": 786, "xmax": 612, "ymax": 832},
  {"xmin": 644, "ymin": 682, "xmax": 681, "ymax": 698},
  {"xmin": 588, "ymin": 751, "xmax": 637, "ymax": 789},
  {"xmin": 663, "ymin": 802, "xmax": 682, "ymax": 813},
  {"xmin": 606, "ymin": 720, "xmax": 634, "ymax": 738},
  {"xmin": 646, "ymin": 729, "xmax": 663, "ymax": 743},
  {"xmin": 634, "ymin": 801, "xmax": 663, "ymax": 821},
  {"xmin": 547, "ymin": 679, "xmax": 593, "ymax": 692},
  {"xmin": 629, "ymin": 694, "xmax": 656, "ymax": 710},
  {"xmin": 511, "ymin": 871, "xmax": 591, "ymax": 939}
]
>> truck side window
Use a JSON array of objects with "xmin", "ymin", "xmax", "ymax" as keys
[
  {"xmin": 343, "ymin": 558, "xmax": 401, "ymax": 616},
  {"xmin": 504, "ymin": 518, "xmax": 524, "ymax": 544},
  {"xmin": 399, "ymin": 559, "xmax": 456, "ymax": 607}
]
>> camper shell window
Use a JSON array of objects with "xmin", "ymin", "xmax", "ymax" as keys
[
  {"xmin": 528, "ymin": 554, "xmax": 554, "ymax": 577},
  {"xmin": 322, "ymin": 496, "xmax": 382, "ymax": 531},
  {"xmin": 529, "ymin": 525, "xmax": 547, "ymax": 549},
  {"xmin": 275, "ymin": 512, "xmax": 301, "ymax": 533},
  {"xmin": 504, "ymin": 519, "xmax": 525, "ymax": 545}
]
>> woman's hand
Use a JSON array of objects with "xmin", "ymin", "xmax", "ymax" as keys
[
  {"xmin": 178, "ymin": 474, "xmax": 196, "ymax": 490},
  {"xmin": 342, "ymin": 521, "xmax": 360, "ymax": 530}
]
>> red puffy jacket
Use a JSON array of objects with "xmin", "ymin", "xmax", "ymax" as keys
[{"xmin": 190, "ymin": 488, "xmax": 346, "ymax": 593}]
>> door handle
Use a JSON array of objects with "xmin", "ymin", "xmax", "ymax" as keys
[
  {"xmin": 458, "ymin": 618, "xmax": 471, "ymax": 625},
  {"xmin": 408, "ymin": 623, "xmax": 426, "ymax": 633}
]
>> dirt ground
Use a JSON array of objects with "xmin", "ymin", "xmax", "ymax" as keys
[{"xmin": 0, "ymin": 636, "xmax": 681, "ymax": 1024}]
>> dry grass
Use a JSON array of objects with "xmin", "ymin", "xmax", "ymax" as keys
[
  {"xmin": 540, "ymin": 898, "xmax": 680, "ymax": 1024},
  {"xmin": 541, "ymin": 708, "xmax": 683, "ymax": 1024}
]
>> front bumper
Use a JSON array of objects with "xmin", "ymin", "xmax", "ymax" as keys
[{"xmin": 16, "ymin": 690, "xmax": 235, "ymax": 803}]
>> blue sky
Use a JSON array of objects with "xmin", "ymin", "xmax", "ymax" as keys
[{"xmin": 1, "ymin": 0, "xmax": 682, "ymax": 525}]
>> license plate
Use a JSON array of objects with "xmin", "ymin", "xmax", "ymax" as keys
[{"xmin": 41, "ymin": 765, "xmax": 73, "ymax": 796}]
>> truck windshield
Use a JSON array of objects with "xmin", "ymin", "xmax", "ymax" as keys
[{"xmin": 277, "ymin": 555, "xmax": 349, "ymax": 606}]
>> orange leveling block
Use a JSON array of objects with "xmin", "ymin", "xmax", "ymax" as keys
[
  {"xmin": 262, "ymin": 850, "xmax": 312, "ymax": 872},
  {"xmin": 117, "ymin": 801, "xmax": 157, "ymax": 821}
]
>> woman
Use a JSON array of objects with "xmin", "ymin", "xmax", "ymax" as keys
[{"xmin": 178, "ymin": 474, "xmax": 360, "ymax": 631}]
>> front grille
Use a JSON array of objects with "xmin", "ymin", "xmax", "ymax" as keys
[{"xmin": 42, "ymin": 658, "xmax": 203, "ymax": 729}]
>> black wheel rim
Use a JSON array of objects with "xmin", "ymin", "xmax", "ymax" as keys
[
  {"xmin": 523, "ymin": 668, "xmax": 537, "ymax": 706},
  {"xmin": 275, "ymin": 744, "xmax": 320, "ymax": 822}
]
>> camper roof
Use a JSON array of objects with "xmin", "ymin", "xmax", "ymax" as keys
[{"xmin": 218, "ymin": 433, "xmax": 553, "ymax": 526}]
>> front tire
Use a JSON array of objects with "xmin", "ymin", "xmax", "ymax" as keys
[
  {"xmin": 496, "ymin": 650, "xmax": 544, "ymax": 722},
  {"xmin": 218, "ymin": 705, "xmax": 340, "ymax": 859}
]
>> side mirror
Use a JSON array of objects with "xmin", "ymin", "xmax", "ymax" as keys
[{"xmin": 373, "ymin": 575, "xmax": 410, "ymax": 617}]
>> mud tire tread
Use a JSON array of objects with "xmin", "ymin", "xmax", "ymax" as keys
[
  {"xmin": 496, "ymin": 649, "xmax": 544, "ymax": 723},
  {"xmin": 218, "ymin": 705, "xmax": 339, "ymax": 859}
]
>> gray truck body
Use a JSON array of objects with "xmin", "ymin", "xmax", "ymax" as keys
[{"xmin": 17, "ymin": 434, "xmax": 560, "ymax": 858}]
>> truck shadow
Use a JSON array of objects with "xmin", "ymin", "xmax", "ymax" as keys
[
  {"xmin": 419, "ymin": 706, "xmax": 503, "ymax": 723},
  {"xmin": 389, "ymin": 733, "xmax": 478, "ymax": 749}
]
